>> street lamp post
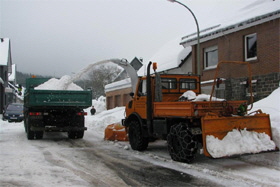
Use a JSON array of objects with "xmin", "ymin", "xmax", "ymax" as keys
[{"xmin": 167, "ymin": 0, "xmax": 201, "ymax": 75}]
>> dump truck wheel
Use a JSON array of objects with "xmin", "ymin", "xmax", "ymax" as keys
[
  {"xmin": 68, "ymin": 131, "xmax": 84, "ymax": 139},
  {"xmin": 26, "ymin": 117, "xmax": 35, "ymax": 140},
  {"xmin": 35, "ymin": 131, "xmax": 44, "ymax": 139},
  {"xmin": 27, "ymin": 127, "xmax": 35, "ymax": 140},
  {"xmin": 167, "ymin": 123, "xmax": 198, "ymax": 163},
  {"xmin": 128, "ymin": 120, "xmax": 148, "ymax": 151},
  {"xmin": 27, "ymin": 124, "xmax": 35, "ymax": 140},
  {"xmin": 24, "ymin": 117, "xmax": 27, "ymax": 133}
]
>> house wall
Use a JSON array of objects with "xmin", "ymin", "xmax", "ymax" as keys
[
  {"xmin": 195, "ymin": 19, "xmax": 280, "ymax": 101},
  {"xmin": 0, "ymin": 66, "xmax": 8, "ymax": 113},
  {"xmin": 105, "ymin": 87, "xmax": 132, "ymax": 110}
]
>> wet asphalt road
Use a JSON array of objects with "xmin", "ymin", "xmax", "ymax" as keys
[{"xmin": 69, "ymin": 137, "xmax": 220, "ymax": 187}]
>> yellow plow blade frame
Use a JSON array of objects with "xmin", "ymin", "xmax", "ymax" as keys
[
  {"xmin": 104, "ymin": 123, "xmax": 128, "ymax": 141},
  {"xmin": 201, "ymin": 112, "xmax": 272, "ymax": 157}
]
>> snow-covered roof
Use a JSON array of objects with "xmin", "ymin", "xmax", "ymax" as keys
[
  {"xmin": 105, "ymin": 37, "xmax": 192, "ymax": 91},
  {"xmin": 105, "ymin": 78, "xmax": 131, "ymax": 92},
  {"xmin": 181, "ymin": 0, "xmax": 280, "ymax": 45},
  {"xmin": 9, "ymin": 64, "xmax": 16, "ymax": 82},
  {"xmin": 138, "ymin": 37, "xmax": 192, "ymax": 76},
  {"xmin": 0, "ymin": 38, "xmax": 10, "ymax": 66}
]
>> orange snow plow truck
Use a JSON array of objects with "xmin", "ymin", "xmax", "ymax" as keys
[{"xmin": 122, "ymin": 61, "xmax": 275, "ymax": 163}]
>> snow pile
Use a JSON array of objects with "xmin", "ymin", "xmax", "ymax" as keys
[
  {"xmin": 35, "ymin": 75, "xmax": 83, "ymax": 90},
  {"xmin": 179, "ymin": 90, "xmax": 224, "ymax": 101},
  {"xmin": 206, "ymin": 87, "xmax": 280, "ymax": 158},
  {"xmin": 85, "ymin": 106, "xmax": 125, "ymax": 139},
  {"xmin": 85, "ymin": 96, "xmax": 107, "ymax": 115},
  {"xmin": 194, "ymin": 94, "xmax": 224, "ymax": 102},
  {"xmin": 206, "ymin": 129, "xmax": 276, "ymax": 158},
  {"xmin": 251, "ymin": 87, "xmax": 280, "ymax": 148},
  {"xmin": 179, "ymin": 90, "xmax": 196, "ymax": 100}
]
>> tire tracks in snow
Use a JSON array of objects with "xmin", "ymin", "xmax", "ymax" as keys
[
  {"xmin": 40, "ymin": 144, "xmax": 128, "ymax": 186},
  {"xmin": 111, "ymin": 140, "xmax": 280, "ymax": 187}
]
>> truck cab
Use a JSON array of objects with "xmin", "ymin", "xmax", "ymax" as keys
[{"xmin": 126, "ymin": 74, "xmax": 201, "ymax": 119}]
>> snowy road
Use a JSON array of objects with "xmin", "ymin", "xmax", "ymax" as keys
[
  {"xmin": 0, "ymin": 121, "xmax": 220, "ymax": 186},
  {"xmin": 1, "ymin": 119, "xmax": 279, "ymax": 187}
]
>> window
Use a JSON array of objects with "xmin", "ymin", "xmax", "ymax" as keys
[
  {"xmin": 161, "ymin": 78, "xmax": 177, "ymax": 89},
  {"xmin": 138, "ymin": 79, "xmax": 147, "ymax": 96},
  {"xmin": 245, "ymin": 33, "xmax": 257, "ymax": 61},
  {"xmin": 204, "ymin": 45, "xmax": 218, "ymax": 69},
  {"xmin": 180, "ymin": 79, "xmax": 197, "ymax": 90}
]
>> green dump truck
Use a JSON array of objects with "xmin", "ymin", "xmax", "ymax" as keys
[{"xmin": 24, "ymin": 78, "xmax": 92, "ymax": 140}]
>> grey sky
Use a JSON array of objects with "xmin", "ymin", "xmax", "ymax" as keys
[{"xmin": 1, "ymin": 0, "xmax": 245, "ymax": 77}]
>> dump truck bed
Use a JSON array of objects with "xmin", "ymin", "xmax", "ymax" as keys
[
  {"xmin": 24, "ymin": 77, "xmax": 92, "ymax": 108},
  {"xmin": 24, "ymin": 89, "xmax": 92, "ymax": 108}
]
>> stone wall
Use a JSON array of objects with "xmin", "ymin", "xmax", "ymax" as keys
[{"xmin": 225, "ymin": 72, "xmax": 279, "ymax": 102}]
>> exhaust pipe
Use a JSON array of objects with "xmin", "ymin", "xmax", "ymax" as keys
[{"xmin": 146, "ymin": 61, "xmax": 153, "ymax": 136}]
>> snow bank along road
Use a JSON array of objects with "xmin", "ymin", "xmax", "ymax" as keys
[{"xmin": 1, "ymin": 120, "xmax": 279, "ymax": 186}]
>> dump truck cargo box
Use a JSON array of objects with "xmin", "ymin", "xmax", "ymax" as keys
[{"xmin": 24, "ymin": 89, "xmax": 92, "ymax": 108}]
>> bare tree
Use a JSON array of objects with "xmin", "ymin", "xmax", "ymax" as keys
[{"xmin": 76, "ymin": 64, "xmax": 121, "ymax": 99}]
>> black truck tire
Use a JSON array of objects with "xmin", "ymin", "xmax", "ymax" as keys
[
  {"xmin": 167, "ymin": 123, "xmax": 198, "ymax": 163},
  {"xmin": 26, "ymin": 116, "xmax": 35, "ymax": 140},
  {"xmin": 128, "ymin": 120, "xmax": 149, "ymax": 151},
  {"xmin": 68, "ymin": 131, "xmax": 84, "ymax": 139},
  {"xmin": 35, "ymin": 131, "xmax": 44, "ymax": 139},
  {"xmin": 27, "ymin": 124, "xmax": 35, "ymax": 140}
]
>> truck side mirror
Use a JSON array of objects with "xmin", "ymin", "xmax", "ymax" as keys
[{"xmin": 129, "ymin": 92, "xmax": 134, "ymax": 97}]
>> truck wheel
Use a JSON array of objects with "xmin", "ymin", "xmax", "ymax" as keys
[
  {"xmin": 35, "ymin": 131, "xmax": 44, "ymax": 139},
  {"xmin": 24, "ymin": 118, "xmax": 27, "ymax": 133},
  {"xmin": 167, "ymin": 123, "xmax": 198, "ymax": 163},
  {"xmin": 27, "ymin": 124, "xmax": 35, "ymax": 140},
  {"xmin": 26, "ymin": 117, "xmax": 35, "ymax": 140},
  {"xmin": 128, "ymin": 120, "xmax": 148, "ymax": 151},
  {"xmin": 68, "ymin": 131, "xmax": 84, "ymax": 139}
]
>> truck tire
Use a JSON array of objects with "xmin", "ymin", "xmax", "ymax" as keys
[
  {"xmin": 24, "ymin": 117, "xmax": 27, "ymax": 133},
  {"xmin": 26, "ymin": 116, "xmax": 35, "ymax": 140},
  {"xmin": 27, "ymin": 124, "xmax": 35, "ymax": 140},
  {"xmin": 35, "ymin": 131, "xmax": 44, "ymax": 139},
  {"xmin": 68, "ymin": 131, "xmax": 84, "ymax": 139},
  {"xmin": 128, "ymin": 120, "xmax": 149, "ymax": 151},
  {"xmin": 167, "ymin": 123, "xmax": 198, "ymax": 163}
]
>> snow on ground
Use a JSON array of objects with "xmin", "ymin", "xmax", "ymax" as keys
[{"xmin": 251, "ymin": 87, "xmax": 280, "ymax": 148}]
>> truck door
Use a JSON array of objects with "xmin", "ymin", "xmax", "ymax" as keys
[{"xmin": 134, "ymin": 79, "xmax": 147, "ymax": 119}]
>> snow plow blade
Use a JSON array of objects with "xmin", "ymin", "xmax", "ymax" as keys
[
  {"xmin": 104, "ymin": 123, "xmax": 128, "ymax": 141},
  {"xmin": 201, "ymin": 111, "xmax": 274, "ymax": 158}
]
